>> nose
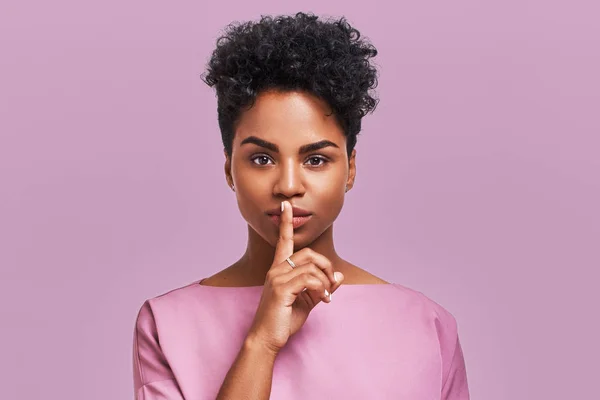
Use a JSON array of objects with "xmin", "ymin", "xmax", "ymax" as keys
[{"xmin": 272, "ymin": 159, "xmax": 306, "ymax": 198}]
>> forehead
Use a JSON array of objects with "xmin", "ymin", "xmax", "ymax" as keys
[{"xmin": 233, "ymin": 90, "xmax": 345, "ymax": 145}]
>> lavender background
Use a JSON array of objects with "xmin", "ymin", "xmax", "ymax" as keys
[{"xmin": 1, "ymin": 1, "xmax": 598, "ymax": 399}]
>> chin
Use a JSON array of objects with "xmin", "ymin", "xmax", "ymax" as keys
[
  {"xmin": 275, "ymin": 226, "xmax": 318, "ymax": 249},
  {"xmin": 291, "ymin": 231, "xmax": 316, "ymax": 251},
  {"xmin": 291, "ymin": 223, "xmax": 333, "ymax": 251},
  {"xmin": 251, "ymin": 221, "xmax": 321, "ymax": 250}
]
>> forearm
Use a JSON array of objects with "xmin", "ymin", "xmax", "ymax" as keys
[{"xmin": 216, "ymin": 335, "xmax": 279, "ymax": 400}]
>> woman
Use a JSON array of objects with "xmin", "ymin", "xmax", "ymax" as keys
[{"xmin": 133, "ymin": 12, "xmax": 470, "ymax": 399}]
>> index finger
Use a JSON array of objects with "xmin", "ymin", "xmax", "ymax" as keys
[{"xmin": 272, "ymin": 200, "xmax": 294, "ymax": 266}]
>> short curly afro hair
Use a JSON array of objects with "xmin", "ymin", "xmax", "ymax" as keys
[{"xmin": 201, "ymin": 12, "xmax": 380, "ymax": 158}]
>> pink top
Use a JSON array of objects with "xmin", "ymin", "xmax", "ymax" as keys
[{"xmin": 133, "ymin": 280, "xmax": 470, "ymax": 399}]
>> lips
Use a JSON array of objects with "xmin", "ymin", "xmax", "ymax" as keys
[
  {"xmin": 268, "ymin": 214, "xmax": 312, "ymax": 229},
  {"xmin": 266, "ymin": 206, "xmax": 313, "ymax": 229},
  {"xmin": 265, "ymin": 206, "xmax": 312, "ymax": 217}
]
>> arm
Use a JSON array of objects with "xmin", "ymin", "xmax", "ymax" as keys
[
  {"xmin": 134, "ymin": 301, "xmax": 278, "ymax": 400},
  {"xmin": 133, "ymin": 301, "xmax": 184, "ymax": 400},
  {"xmin": 216, "ymin": 335, "xmax": 279, "ymax": 400},
  {"xmin": 441, "ymin": 336, "xmax": 470, "ymax": 400},
  {"xmin": 422, "ymin": 292, "xmax": 470, "ymax": 400}
]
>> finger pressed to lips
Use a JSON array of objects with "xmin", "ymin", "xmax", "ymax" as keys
[
  {"xmin": 269, "ymin": 200, "xmax": 339, "ymax": 303},
  {"xmin": 272, "ymin": 201, "xmax": 294, "ymax": 266}
]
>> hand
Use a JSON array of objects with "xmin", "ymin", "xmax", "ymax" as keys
[{"xmin": 246, "ymin": 200, "xmax": 344, "ymax": 355}]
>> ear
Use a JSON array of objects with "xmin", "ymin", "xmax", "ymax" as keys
[
  {"xmin": 224, "ymin": 149, "xmax": 234, "ymax": 189},
  {"xmin": 346, "ymin": 149, "xmax": 356, "ymax": 192}
]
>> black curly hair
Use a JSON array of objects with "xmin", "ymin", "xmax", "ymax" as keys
[{"xmin": 201, "ymin": 12, "xmax": 380, "ymax": 158}]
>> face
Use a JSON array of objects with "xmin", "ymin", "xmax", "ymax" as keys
[{"xmin": 225, "ymin": 89, "xmax": 356, "ymax": 250}]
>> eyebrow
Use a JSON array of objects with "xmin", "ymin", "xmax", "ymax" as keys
[{"xmin": 240, "ymin": 136, "xmax": 340, "ymax": 154}]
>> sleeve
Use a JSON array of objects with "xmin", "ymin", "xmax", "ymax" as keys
[
  {"xmin": 441, "ymin": 335, "xmax": 470, "ymax": 400},
  {"xmin": 424, "ymin": 291, "xmax": 470, "ymax": 400},
  {"xmin": 133, "ymin": 300, "xmax": 185, "ymax": 400}
]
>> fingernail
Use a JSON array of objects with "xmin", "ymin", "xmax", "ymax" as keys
[
  {"xmin": 329, "ymin": 291, "xmax": 333, "ymax": 301},
  {"xmin": 324, "ymin": 289, "xmax": 329, "ymax": 298},
  {"xmin": 281, "ymin": 201, "xmax": 285, "ymax": 212},
  {"xmin": 334, "ymin": 272, "xmax": 342, "ymax": 282}
]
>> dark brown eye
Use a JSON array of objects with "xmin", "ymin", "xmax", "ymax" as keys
[
  {"xmin": 306, "ymin": 156, "xmax": 327, "ymax": 167},
  {"xmin": 251, "ymin": 155, "xmax": 273, "ymax": 165}
]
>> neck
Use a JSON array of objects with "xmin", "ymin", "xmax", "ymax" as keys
[{"xmin": 235, "ymin": 224, "xmax": 344, "ymax": 286}]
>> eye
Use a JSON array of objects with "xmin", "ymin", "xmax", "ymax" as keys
[
  {"xmin": 250, "ymin": 154, "xmax": 273, "ymax": 166},
  {"xmin": 305, "ymin": 156, "xmax": 329, "ymax": 167}
]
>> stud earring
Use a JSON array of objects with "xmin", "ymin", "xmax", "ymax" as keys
[{"xmin": 231, "ymin": 184, "xmax": 235, "ymax": 192}]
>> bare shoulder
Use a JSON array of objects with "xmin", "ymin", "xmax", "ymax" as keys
[
  {"xmin": 200, "ymin": 261, "xmax": 389, "ymax": 287},
  {"xmin": 339, "ymin": 262, "xmax": 390, "ymax": 285},
  {"xmin": 199, "ymin": 263, "xmax": 263, "ymax": 287},
  {"xmin": 199, "ymin": 273, "xmax": 246, "ymax": 288}
]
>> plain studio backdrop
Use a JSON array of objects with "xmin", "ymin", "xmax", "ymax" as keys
[{"xmin": 1, "ymin": 1, "xmax": 598, "ymax": 399}]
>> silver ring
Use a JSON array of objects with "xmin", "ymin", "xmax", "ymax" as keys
[{"xmin": 286, "ymin": 257, "xmax": 296, "ymax": 269}]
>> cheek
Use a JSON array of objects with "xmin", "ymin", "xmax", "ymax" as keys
[
  {"xmin": 311, "ymin": 168, "xmax": 347, "ymax": 197},
  {"xmin": 233, "ymin": 183, "xmax": 279, "ymax": 245},
  {"xmin": 235, "ymin": 186, "xmax": 261, "ymax": 218},
  {"xmin": 233, "ymin": 178, "xmax": 272, "ymax": 232},
  {"xmin": 311, "ymin": 178, "xmax": 346, "ymax": 219}
]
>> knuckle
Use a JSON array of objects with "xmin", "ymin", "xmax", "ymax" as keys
[
  {"xmin": 317, "ymin": 254, "xmax": 332, "ymax": 270},
  {"xmin": 308, "ymin": 275, "xmax": 323, "ymax": 288},
  {"xmin": 301, "ymin": 273, "xmax": 316, "ymax": 285},
  {"xmin": 266, "ymin": 269, "xmax": 278, "ymax": 282},
  {"xmin": 312, "ymin": 263, "xmax": 329, "ymax": 278},
  {"xmin": 270, "ymin": 274, "xmax": 284, "ymax": 286},
  {"xmin": 308, "ymin": 262, "xmax": 327, "ymax": 277},
  {"xmin": 299, "ymin": 247, "xmax": 312, "ymax": 257},
  {"xmin": 308, "ymin": 263, "xmax": 321, "ymax": 274},
  {"xmin": 272, "ymin": 285, "xmax": 285, "ymax": 298}
]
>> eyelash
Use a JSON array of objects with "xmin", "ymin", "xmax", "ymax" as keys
[{"xmin": 250, "ymin": 154, "xmax": 329, "ymax": 168}]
